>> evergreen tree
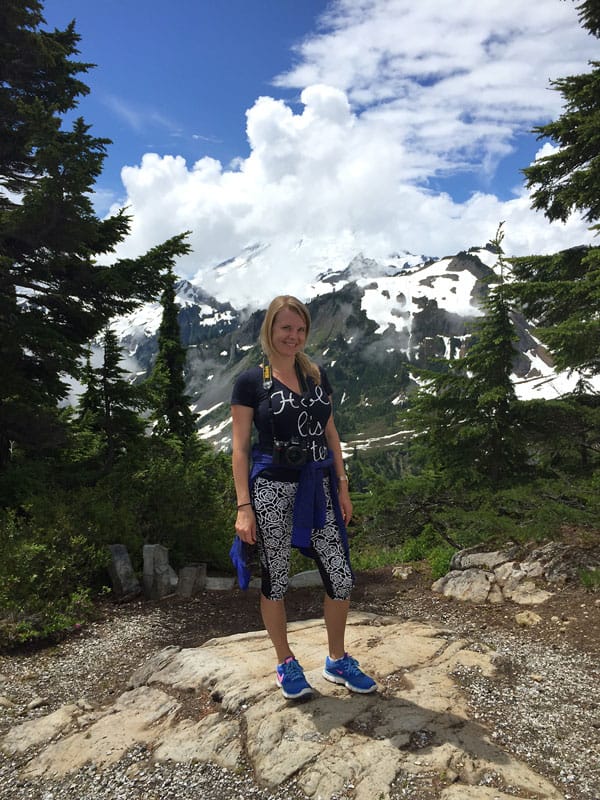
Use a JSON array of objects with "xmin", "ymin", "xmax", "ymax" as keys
[
  {"xmin": 517, "ymin": 394, "xmax": 600, "ymax": 473},
  {"xmin": 148, "ymin": 268, "xmax": 197, "ymax": 442},
  {"xmin": 0, "ymin": 1, "xmax": 189, "ymax": 471},
  {"xmin": 77, "ymin": 329, "xmax": 147, "ymax": 467},
  {"xmin": 407, "ymin": 227, "xmax": 526, "ymax": 484},
  {"xmin": 509, "ymin": 0, "xmax": 600, "ymax": 376},
  {"xmin": 78, "ymin": 351, "xmax": 103, "ymax": 425}
]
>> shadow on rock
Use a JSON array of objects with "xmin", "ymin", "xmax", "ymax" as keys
[{"xmin": 1, "ymin": 612, "xmax": 564, "ymax": 800}]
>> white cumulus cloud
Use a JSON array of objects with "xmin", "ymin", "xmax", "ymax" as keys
[{"xmin": 105, "ymin": 0, "xmax": 598, "ymax": 307}]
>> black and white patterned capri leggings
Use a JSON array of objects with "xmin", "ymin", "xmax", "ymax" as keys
[{"xmin": 252, "ymin": 475, "xmax": 354, "ymax": 601}]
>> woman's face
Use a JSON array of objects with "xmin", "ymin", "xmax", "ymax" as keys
[{"xmin": 271, "ymin": 307, "xmax": 307, "ymax": 359}]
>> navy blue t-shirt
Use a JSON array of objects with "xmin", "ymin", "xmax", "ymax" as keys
[{"xmin": 231, "ymin": 365, "xmax": 333, "ymax": 478}]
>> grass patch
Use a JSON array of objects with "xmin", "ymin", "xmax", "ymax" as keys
[
  {"xmin": 579, "ymin": 568, "xmax": 600, "ymax": 592},
  {"xmin": 349, "ymin": 545, "xmax": 407, "ymax": 572}
]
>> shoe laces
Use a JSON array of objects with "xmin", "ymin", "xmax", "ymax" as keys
[
  {"xmin": 283, "ymin": 658, "xmax": 304, "ymax": 680},
  {"xmin": 340, "ymin": 655, "xmax": 361, "ymax": 675}
]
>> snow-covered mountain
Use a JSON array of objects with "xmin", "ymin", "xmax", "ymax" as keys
[
  {"xmin": 192, "ymin": 234, "xmax": 431, "ymax": 310},
  {"xmin": 111, "ymin": 279, "xmax": 239, "ymax": 343},
  {"xmin": 108, "ymin": 243, "xmax": 598, "ymax": 451}
]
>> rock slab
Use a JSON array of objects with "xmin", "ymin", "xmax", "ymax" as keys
[{"xmin": 1, "ymin": 613, "xmax": 564, "ymax": 800}]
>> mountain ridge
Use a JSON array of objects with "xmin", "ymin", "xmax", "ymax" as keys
[{"xmin": 106, "ymin": 243, "xmax": 597, "ymax": 451}]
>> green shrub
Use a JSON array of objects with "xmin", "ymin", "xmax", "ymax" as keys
[
  {"xmin": 0, "ymin": 507, "xmax": 106, "ymax": 647},
  {"xmin": 130, "ymin": 440, "xmax": 235, "ymax": 571},
  {"xmin": 579, "ymin": 568, "xmax": 600, "ymax": 592},
  {"xmin": 3, "ymin": 433, "xmax": 598, "ymax": 647},
  {"xmin": 349, "ymin": 545, "xmax": 407, "ymax": 572},
  {"xmin": 427, "ymin": 545, "xmax": 455, "ymax": 580},
  {"xmin": 352, "ymin": 469, "xmax": 600, "ymax": 554},
  {"xmin": 0, "ymin": 436, "xmax": 237, "ymax": 646},
  {"xmin": 398, "ymin": 524, "xmax": 442, "ymax": 560}
]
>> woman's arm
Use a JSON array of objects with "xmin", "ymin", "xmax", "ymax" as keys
[
  {"xmin": 231, "ymin": 404, "xmax": 257, "ymax": 544},
  {"xmin": 325, "ymin": 409, "xmax": 352, "ymax": 524}
]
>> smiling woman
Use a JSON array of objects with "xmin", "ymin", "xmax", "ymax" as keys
[
  {"xmin": 270, "ymin": 307, "xmax": 307, "ymax": 360},
  {"xmin": 229, "ymin": 294, "xmax": 376, "ymax": 700}
]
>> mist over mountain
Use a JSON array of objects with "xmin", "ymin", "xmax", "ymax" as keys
[
  {"xmin": 190, "ymin": 235, "xmax": 432, "ymax": 310},
  {"xmin": 109, "ymin": 242, "xmax": 597, "ymax": 452}
]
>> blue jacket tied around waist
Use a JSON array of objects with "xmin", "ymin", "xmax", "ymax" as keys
[{"xmin": 229, "ymin": 447, "xmax": 350, "ymax": 589}]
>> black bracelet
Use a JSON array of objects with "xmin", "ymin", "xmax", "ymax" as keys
[{"xmin": 237, "ymin": 502, "xmax": 252, "ymax": 510}]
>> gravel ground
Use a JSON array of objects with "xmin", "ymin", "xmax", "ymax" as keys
[{"xmin": 0, "ymin": 568, "xmax": 599, "ymax": 800}]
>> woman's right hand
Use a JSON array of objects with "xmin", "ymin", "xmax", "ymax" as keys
[{"xmin": 235, "ymin": 506, "xmax": 257, "ymax": 544}]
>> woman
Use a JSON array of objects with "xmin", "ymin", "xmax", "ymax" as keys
[{"xmin": 231, "ymin": 295, "xmax": 376, "ymax": 700}]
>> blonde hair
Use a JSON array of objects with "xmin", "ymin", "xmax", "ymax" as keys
[{"xmin": 260, "ymin": 295, "xmax": 321, "ymax": 384}]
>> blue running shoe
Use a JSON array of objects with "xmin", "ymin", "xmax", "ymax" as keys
[
  {"xmin": 323, "ymin": 653, "xmax": 376, "ymax": 693},
  {"xmin": 276, "ymin": 656, "xmax": 313, "ymax": 700}
]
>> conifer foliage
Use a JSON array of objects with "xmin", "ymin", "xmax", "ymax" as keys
[
  {"xmin": 0, "ymin": 1, "xmax": 189, "ymax": 470},
  {"xmin": 148, "ymin": 266, "xmax": 198, "ymax": 442},
  {"xmin": 509, "ymin": 0, "xmax": 600, "ymax": 377},
  {"xmin": 408, "ymin": 227, "xmax": 526, "ymax": 485},
  {"xmin": 0, "ymin": 3, "xmax": 232, "ymax": 645},
  {"xmin": 77, "ymin": 328, "xmax": 147, "ymax": 468}
]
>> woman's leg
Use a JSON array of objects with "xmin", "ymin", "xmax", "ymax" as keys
[
  {"xmin": 252, "ymin": 477, "xmax": 296, "ymax": 662},
  {"xmin": 323, "ymin": 595, "xmax": 350, "ymax": 660},
  {"xmin": 311, "ymin": 479, "xmax": 355, "ymax": 659},
  {"xmin": 260, "ymin": 596, "xmax": 293, "ymax": 663}
]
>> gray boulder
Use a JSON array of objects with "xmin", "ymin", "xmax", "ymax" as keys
[
  {"xmin": 143, "ymin": 544, "xmax": 176, "ymax": 600},
  {"xmin": 106, "ymin": 544, "xmax": 141, "ymax": 599}
]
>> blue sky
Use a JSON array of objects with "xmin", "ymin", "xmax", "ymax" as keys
[
  {"xmin": 42, "ymin": 0, "xmax": 598, "ymax": 306},
  {"xmin": 43, "ymin": 1, "xmax": 329, "ymax": 203}
]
